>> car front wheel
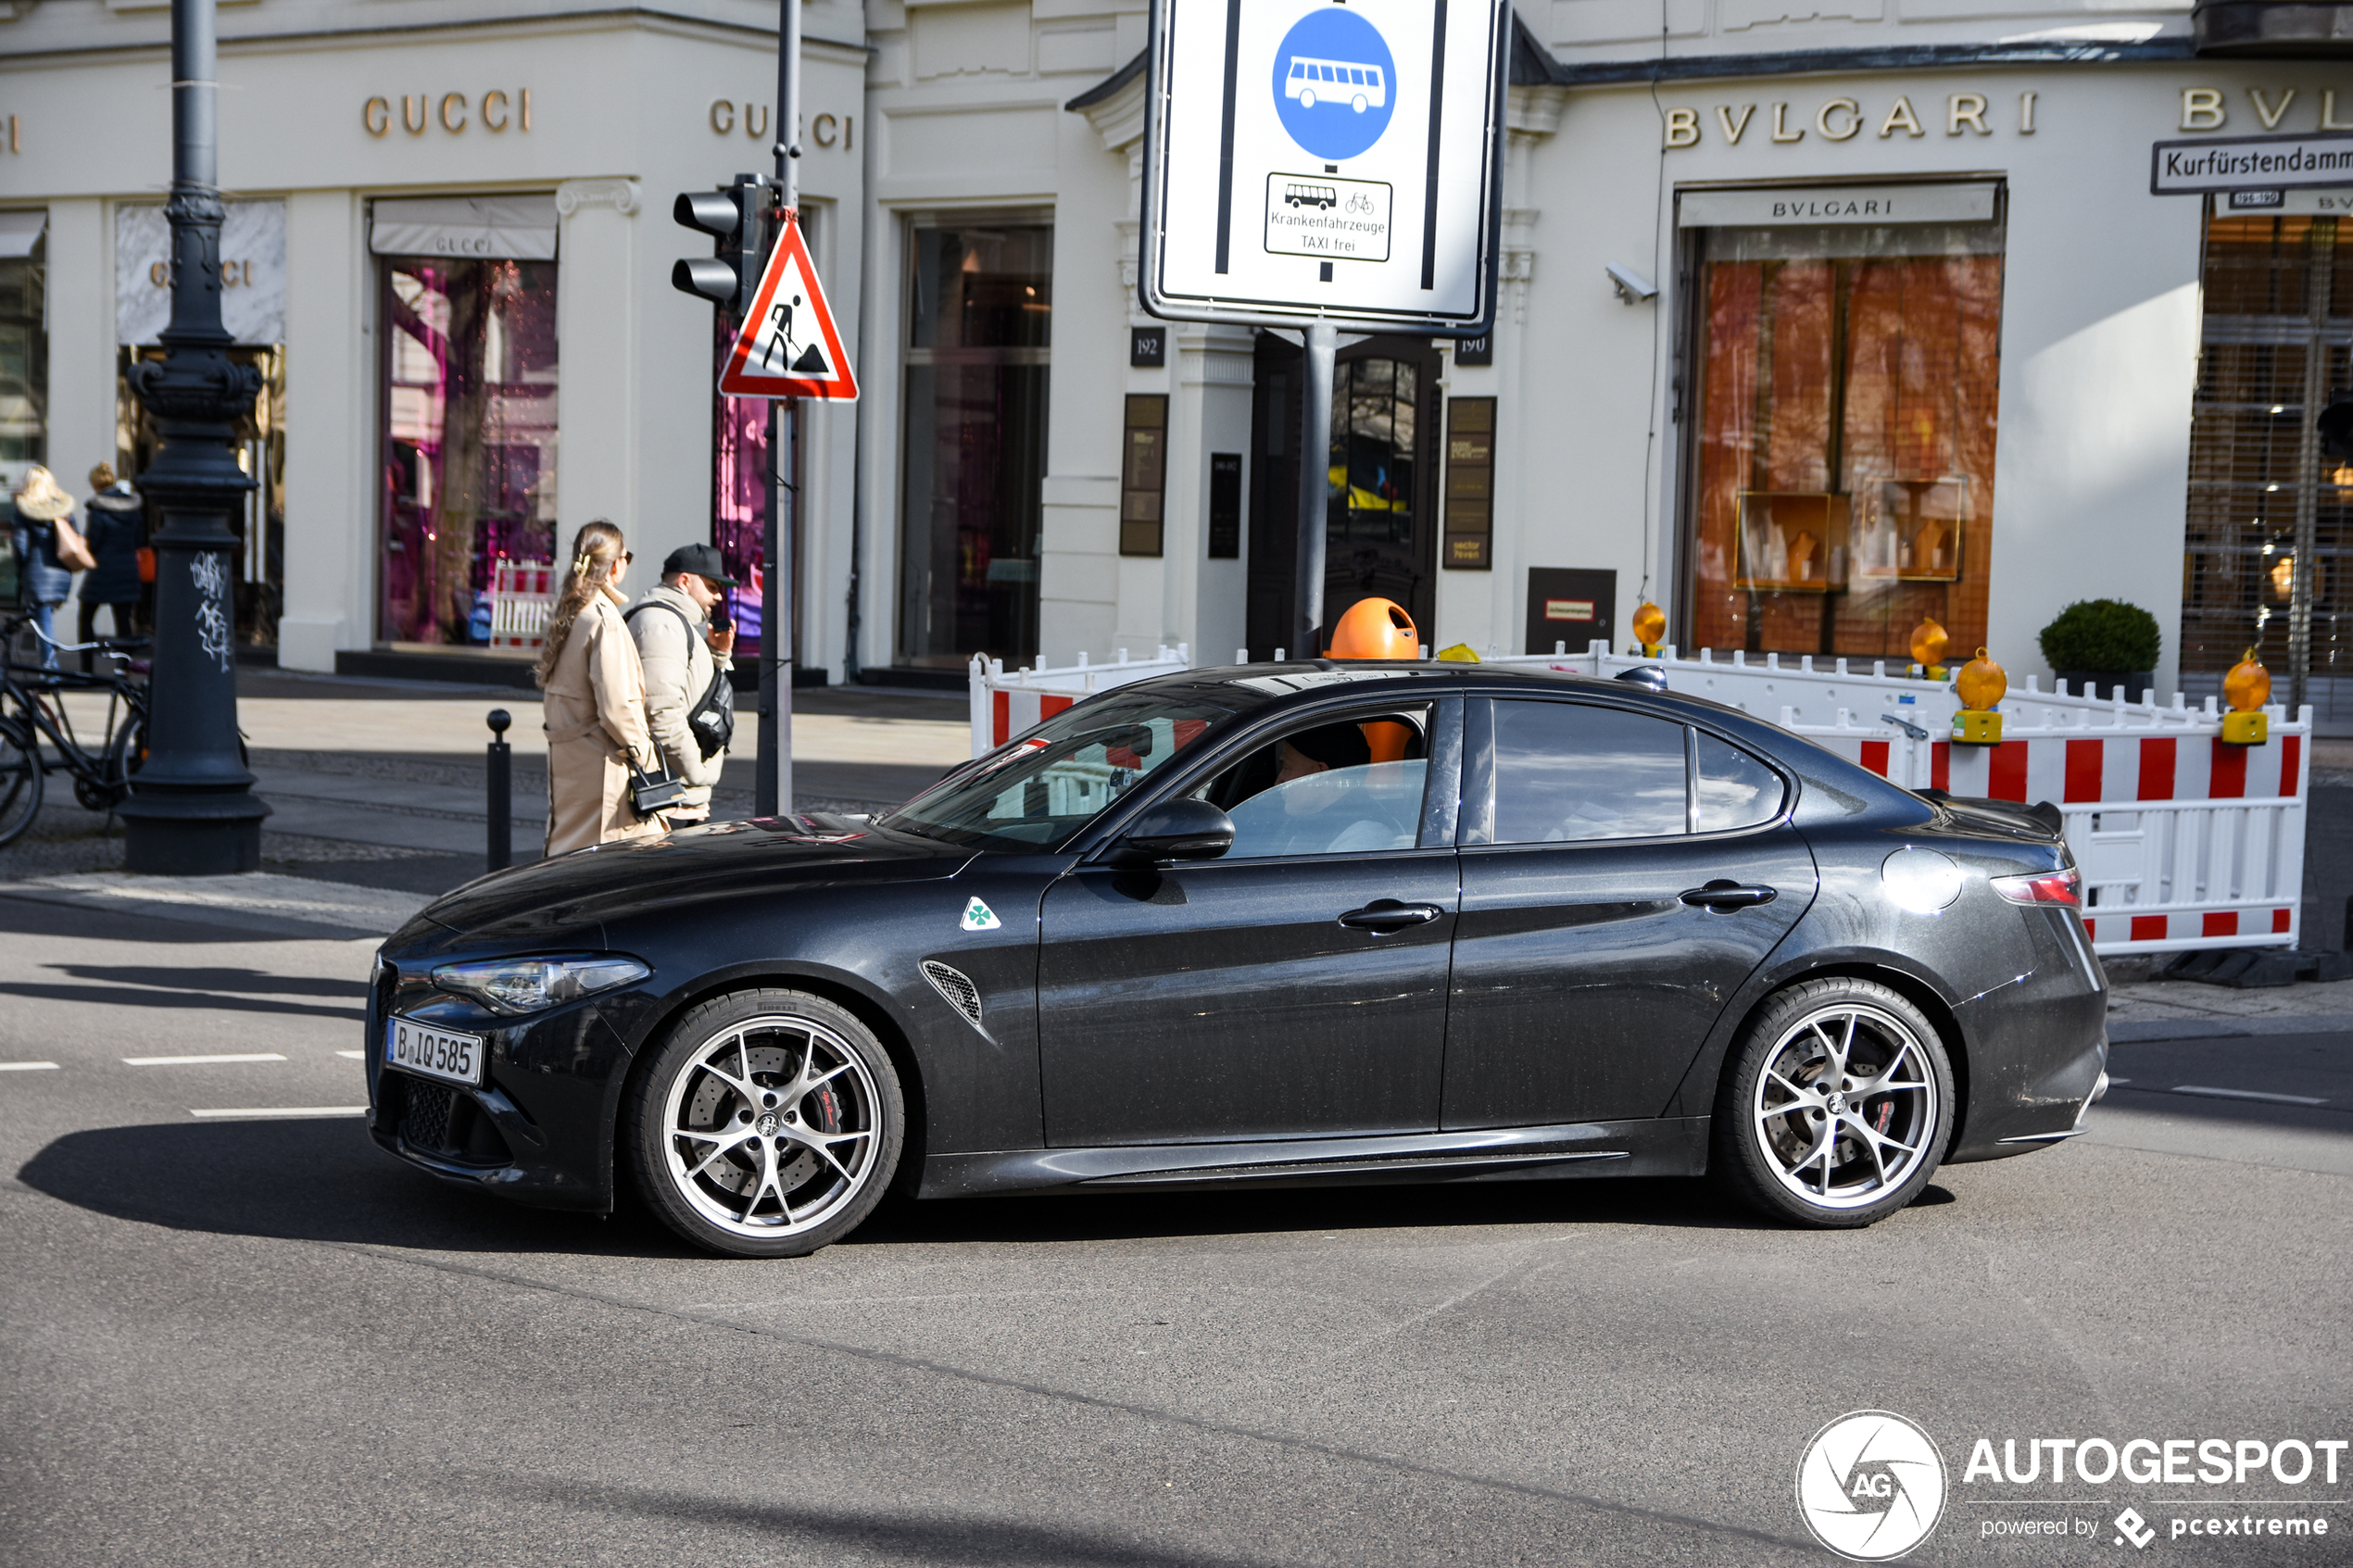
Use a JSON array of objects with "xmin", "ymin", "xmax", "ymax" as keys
[
  {"xmin": 1711, "ymin": 977, "xmax": 1954, "ymax": 1228},
  {"xmin": 625, "ymin": 988, "xmax": 903, "ymax": 1258}
]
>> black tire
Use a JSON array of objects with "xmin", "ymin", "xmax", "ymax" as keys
[
  {"xmin": 624, "ymin": 987, "xmax": 904, "ymax": 1259},
  {"xmin": 1710, "ymin": 977, "xmax": 1955, "ymax": 1229},
  {"xmin": 0, "ymin": 720, "xmax": 44, "ymax": 847}
]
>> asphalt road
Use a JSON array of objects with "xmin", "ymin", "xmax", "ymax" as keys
[{"xmin": 2, "ymin": 894, "xmax": 2347, "ymax": 1567}]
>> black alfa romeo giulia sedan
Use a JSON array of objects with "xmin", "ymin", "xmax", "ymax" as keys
[{"xmin": 366, "ymin": 663, "xmax": 2108, "ymax": 1257}]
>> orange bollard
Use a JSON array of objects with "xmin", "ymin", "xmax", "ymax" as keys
[
  {"xmin": 1327, "ymin": 598, "xmax": 1420, "ymax": 761},
  {"xmin": 1327, "ymin": 597, "xmax": 1419, "ymax": 660}
]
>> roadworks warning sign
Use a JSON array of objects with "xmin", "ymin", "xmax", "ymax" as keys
[{"xmin": 719, "ymin": 208, "xmax": 858, "ymax": 401}]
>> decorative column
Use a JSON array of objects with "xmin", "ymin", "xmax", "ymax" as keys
[{"xmin": 118, "ymin": 0, "xmax": 271, "ymax": 874}]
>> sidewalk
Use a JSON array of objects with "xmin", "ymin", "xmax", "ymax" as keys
[{"xmin": 0, "ymin": 670, "xmax": 970, "ymax": 897}]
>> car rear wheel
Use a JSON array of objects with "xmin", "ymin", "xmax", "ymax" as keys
[
  {"xmin": 625, "ymin": 988, "xmax": 903, "ymax": 1258},
  {"xmin": 1711, "ymin": 977, "xmax": 1953, "ymax": 1228}
]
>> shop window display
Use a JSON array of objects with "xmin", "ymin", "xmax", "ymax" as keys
[
  {"xmin": 0, "ymin": 225, "xmax": 44, "ymax": 603},
  {"xmin": 117, "ymin": 345, "xmax": 285, "ymax": 646},
  {"xmin": 2182, "ymin": 212, "xmax": 2353, "ymax": 721},
  {"xmin": 378, "ymin": 257, "xmax": 559, "ymax": 650},
  {"xmin": 898, "ymin": 221, "xmax": 1051, "ymax": 671},
  {"xmin": 1684, "ymin": 219, "xmax": 2004, "ymax": 660}
]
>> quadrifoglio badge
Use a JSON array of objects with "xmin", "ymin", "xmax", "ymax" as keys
[{"xmin": 1797, "ymin": 1411, "xmax": 2347, "ymax": 1559}]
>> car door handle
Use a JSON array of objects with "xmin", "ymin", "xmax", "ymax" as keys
[
  {"xmin": 1338, "ymin": 899, "xmax": 1446, "ymax": 933},
  {"xmin": 1680, "ymin": 882, "xmax": 1779, "ymax": 910}
]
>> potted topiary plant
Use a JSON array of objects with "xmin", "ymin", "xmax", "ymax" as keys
[{"xmin": 2037, "ymin": 599, "xmax": 2161, "ymax": 702}]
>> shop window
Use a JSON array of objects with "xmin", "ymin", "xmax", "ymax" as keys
[
  {"xmin": 376, "ymin": 256, "xmax": 559, "ymax": 650},
  {"xmin": 1682, "ymin": 216, "xmax": 2005, "ymax": 659},
  {"xmin": 118, "ymin": 345, "xmax": 284, "ymax": 647},
  {"xmin": 711, "ymin": 206, "xmax": 813, "ymax": 670},
  {"xmin": 1444, "ymin": 396, "xmax": 1494, "ymax": 570},
  {"xmin": 1120, "ymin": 395, "xmax": 1167, "ymax": 558},
  {"xmin": 2183, "ymin": 211, "xmax": 2353, "ymax": 720},
  {"xmin": 0, "ymin": 213, "xmax": 44, "ymax": 604},
  {"xmin": 898, "ymin": 220, "xmax": 1051, "ymax": 671}
]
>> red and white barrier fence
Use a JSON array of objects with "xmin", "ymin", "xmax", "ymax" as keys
[
  {"xmin": 968, "ymin": 641, "xmax": 2311, "ymax": 956},
  {"xmin": 968, "ymin": 646, "xmax": 1191, "ymax": 755}
]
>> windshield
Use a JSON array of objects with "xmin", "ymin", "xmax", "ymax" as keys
[{"xmin": 880, "ymin": 688, "xmax": 1253, "ymax": 851}]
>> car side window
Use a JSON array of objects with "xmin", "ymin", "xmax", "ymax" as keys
[
  {"xmin": 1192, "ymin": 707, "xmax": 1432, "ymax": 859},
  {"xmin": 1490, "ymin": 701, "xmax": 1687, "ymax": 844},
  {"xmin": 1695, "ymin": 732, "xmax": 1784, "ymax": 832}
]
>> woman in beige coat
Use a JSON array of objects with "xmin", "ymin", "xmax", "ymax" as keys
[{"xmin": 536, "ymin": 521, "xmax": 665, "ymax": 854}]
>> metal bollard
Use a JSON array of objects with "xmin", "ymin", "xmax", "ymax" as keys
[{"xmin": 485, "ymin": 709, "xmax": 512, "ymax": 872}]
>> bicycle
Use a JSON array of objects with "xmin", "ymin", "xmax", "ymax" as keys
[{"xmin": 0, "ymin": 613, "xmax": 152, "ymax": 849}]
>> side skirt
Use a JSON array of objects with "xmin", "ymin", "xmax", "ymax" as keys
[{"xmin": 918, "ymin": 1118, "xmax": 1711, "ymax": 1199}]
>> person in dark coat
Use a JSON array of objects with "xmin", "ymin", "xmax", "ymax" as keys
[
  {"xmin": 78, "ymin": 465, "xmax": 145, "ymax": 671},
  {"xmin": 9, "ymin": 466, "xmax": 79, "ymax": 671}
]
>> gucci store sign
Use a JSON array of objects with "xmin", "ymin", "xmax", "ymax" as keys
[{"xmin": 117, "ymin": 200, "xmax": 286, "ymax": 346}]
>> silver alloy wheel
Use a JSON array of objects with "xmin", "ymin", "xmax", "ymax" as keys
[
  {"xmin": 1750, "ymin": 1002, "xmax": 1938, "ymax": 1210},
  {"xmin": 659, "ymin": 1012, "xmax": 881, "ymax": 1239}
]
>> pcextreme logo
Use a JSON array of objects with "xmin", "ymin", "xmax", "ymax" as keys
[{"xmin": 1797, "ymin": 1411, "xmax": 1948, "ymax": 1561}]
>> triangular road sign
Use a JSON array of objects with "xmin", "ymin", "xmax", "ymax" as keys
[{"xmin": 719, "ymin": 208, "xmax": 857, "ymax": 401}]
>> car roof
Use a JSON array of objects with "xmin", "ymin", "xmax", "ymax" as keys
[{"xmin": 1127, "ymin": 660, "xmax": 1760, "ymax": 725}]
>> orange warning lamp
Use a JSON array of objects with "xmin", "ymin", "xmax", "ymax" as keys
[
  {"xmin": 2222, "ymin": 648, "xmax": 2271, "ymax": 746},
  {"xmin": 1909, "ymin": 617, "xmax": 1950, "ymax": 679},
  {"xmin": 1631, "ymin": 601, "xmax": 1667, "ymax": 655},
  {"xmin": 1951, "ymin": 647, "xmax": 2006, "ymax": 745},
  {"xmin": 1328, "ymin": 597, "xmax": 1419, "ymax": 660}
]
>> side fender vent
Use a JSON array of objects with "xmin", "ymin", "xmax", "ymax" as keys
[{"xmin": 920, "ymin": 960, "xmax": 984, "ymax": 1027}]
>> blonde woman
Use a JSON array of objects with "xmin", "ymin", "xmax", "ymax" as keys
[{"xmin": 536, "ymin": 521, "xmax": 664, "ymax": 853}]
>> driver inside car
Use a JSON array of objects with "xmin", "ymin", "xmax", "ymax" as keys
[{"xmin": 1193, "ymin": 712, "xmax": 1430, "ymax": 859}]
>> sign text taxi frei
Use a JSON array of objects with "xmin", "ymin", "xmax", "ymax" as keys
[{"xmin": 1141, "ymin": 0, "xmax": 1511, "ymax": 334}]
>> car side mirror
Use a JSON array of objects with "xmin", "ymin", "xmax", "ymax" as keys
[{"xmin": 1108, "ymin": 798, "xmax": 1234, "ymax": 865}]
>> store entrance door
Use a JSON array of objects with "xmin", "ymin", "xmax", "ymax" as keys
[{"xmin": 1245, "ymin": 332, "xmax": 1440, "ymax": 658}]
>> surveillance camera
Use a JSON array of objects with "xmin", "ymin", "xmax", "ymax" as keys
[{"xmin": 1606, "ymin": 263, "xmax": 1658, "ymax": 304}]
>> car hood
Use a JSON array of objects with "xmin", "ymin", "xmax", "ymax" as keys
[{"xmin": 415, "ymin": 815, "xmax": 975, "ymax": 941}]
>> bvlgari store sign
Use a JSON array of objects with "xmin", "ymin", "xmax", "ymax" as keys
[{"xmin": 1677, "ymin": 182, "xmax": 1999, "ymax": 228}]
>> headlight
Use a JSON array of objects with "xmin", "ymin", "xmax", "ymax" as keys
[{"xmin": 430, "ymin": 954, "xmax": 650, "ymax": 1015}]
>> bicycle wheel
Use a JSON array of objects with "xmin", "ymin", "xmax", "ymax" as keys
[
  {"xmin": 0, "ymin": 720, "xmax": 44, "ymax": 848},
  {"xmin": 107, "ymin": 709, "xmax": 147, "ymax": 797}
]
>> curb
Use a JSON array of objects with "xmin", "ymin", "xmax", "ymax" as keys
[
  {"xmin": 0, "ymin": 872, "xmax": 429, "ymax": 941},
  {"xmin": 2109, "ymin": 1013, "xmax": 2353, "ymax": 1044}
]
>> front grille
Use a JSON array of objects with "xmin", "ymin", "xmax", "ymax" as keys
[
  {"xmin": 401, "ymin": 1079, "xmax": 457, "ymax": 1149},
  {"xmin": 921, "ymin": 960, "xmax": 984, "ymax": 1026}
]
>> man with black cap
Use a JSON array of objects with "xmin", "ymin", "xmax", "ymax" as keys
[{"xmin": 625, "ymin": 543, "xmax": 738, "ymax": 826}]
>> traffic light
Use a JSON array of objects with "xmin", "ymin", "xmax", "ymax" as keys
[{"xmin": 672, "ymin": 173, "xmax": 771, "ymax": 320}]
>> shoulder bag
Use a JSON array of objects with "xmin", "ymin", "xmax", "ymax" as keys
[
  {"xmin": 625, "ymin": 752, "xmax": 691, "ymax": 820},
  {"xmin": 52, "ymin": 518, "xmax": 96, "ymax": 573}
]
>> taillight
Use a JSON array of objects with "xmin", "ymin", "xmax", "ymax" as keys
[{"xmin": 1992, "ymin": 867, "xmax": 2081, "ymax": 907}]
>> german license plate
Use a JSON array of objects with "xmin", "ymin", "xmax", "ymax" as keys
[{"xmin": 385, "ymin": 1016, "xmax": 484, "ymax": 1087}]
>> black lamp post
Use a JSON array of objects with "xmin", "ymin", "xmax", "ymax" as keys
[{"xmin": 118, "ymin": 0, "xmax": 271, "ymax": 874}]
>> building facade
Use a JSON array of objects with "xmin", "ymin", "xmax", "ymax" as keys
[{"xmin": 7, "ymin": 1, "xmax": 2353, "ymax": 731}]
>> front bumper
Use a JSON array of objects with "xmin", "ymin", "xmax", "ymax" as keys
[{"xmin": 365, "ymin": 960, "xmax": 639, "ymax": 1212}]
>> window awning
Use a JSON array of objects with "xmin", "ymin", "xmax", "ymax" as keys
[
  {"xmin": 1678, "ymin": 182, "xmax": 1999, "ymax": 230},
  {"xmin": 0, "ymin": 210, "xmax": 47, "ymax": 258},
  {"xmin": 369, "ymin": 194, "xmax": 558, "ymax": 261}
]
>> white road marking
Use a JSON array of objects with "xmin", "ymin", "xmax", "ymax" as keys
[
  {"xmin": 334, "ymin": 1050, "xmax": 366, "ymax": 1060},
  {"xmin": 0, "ymin": 1061, "xmax": 61, "ymax": 1072},
  {"xmin": 123, "ymin": 1053, "xmax": 289, "ymax": 1067},
  {"xmin": 2170, "ymin": 1084, "xmax": 2328, "ymax": 1107},
  {"xmin": 188, "ymin": 1107, "xmax": 367, "ymax": 1119}
]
